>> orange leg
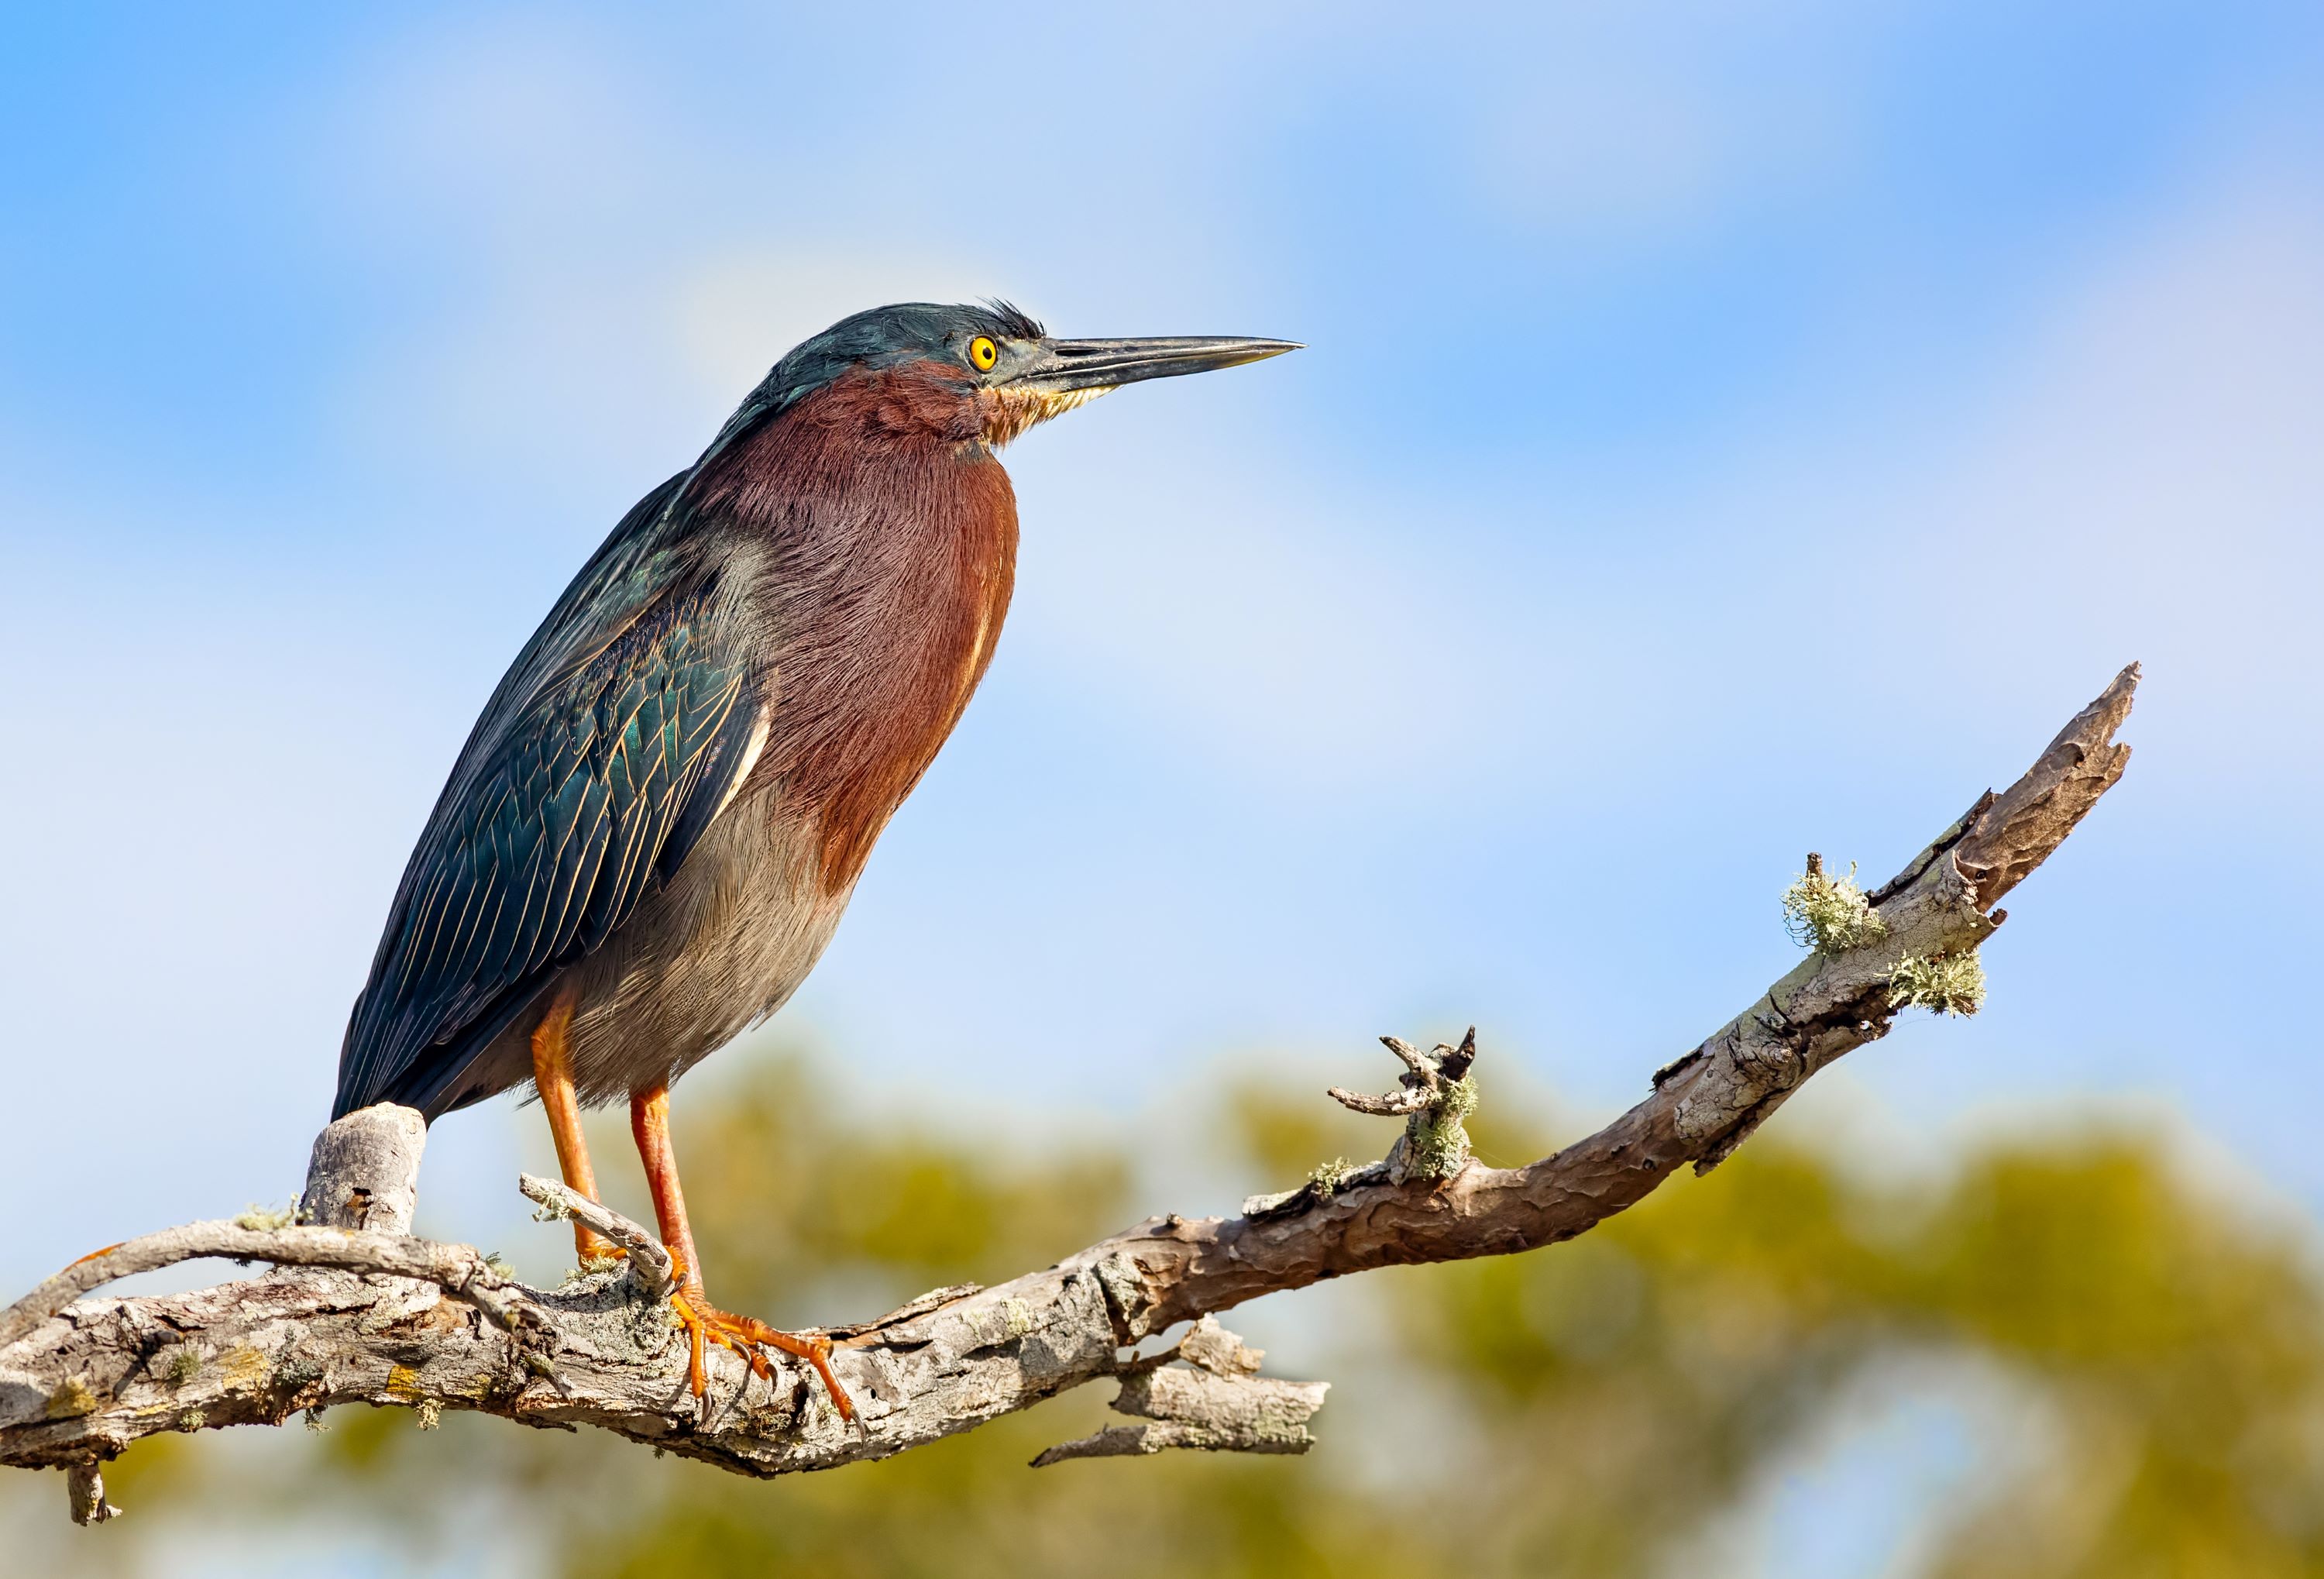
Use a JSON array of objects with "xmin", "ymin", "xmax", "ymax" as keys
[
  {"xmin": 630, "ymin": 1083, "xmax": 855, "ymax": 1422},
  {"xmin": 627, "ymin": 1080, "xmax": 703, "ymax": 1288},
  {"xmin": 531, "ymin": 994, "xmax": 614, "ymax": 1263}
]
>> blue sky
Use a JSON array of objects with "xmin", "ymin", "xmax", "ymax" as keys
[{"xmin": 2, "ymin": 4, "xmax": 2322, "ymax": 1560}]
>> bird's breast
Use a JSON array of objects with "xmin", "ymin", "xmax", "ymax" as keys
[{"xmin": 712, "ymin": 407, "xmax": 1019, "ymax": 900}]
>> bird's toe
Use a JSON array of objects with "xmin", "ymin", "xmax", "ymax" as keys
[{"xmin": 668, "ymin": 1291, "xmax": 855, "ymax": 1423}]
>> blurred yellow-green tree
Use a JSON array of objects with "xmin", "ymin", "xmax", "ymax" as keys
[{"xmin": 16, "ymin": 1051, "xmax": 2324, "ymax": 1577}]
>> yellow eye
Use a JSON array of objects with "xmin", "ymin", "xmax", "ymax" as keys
[{"xmin": 968, "ymin": 335, "xmax": 999, "ymax": 372}]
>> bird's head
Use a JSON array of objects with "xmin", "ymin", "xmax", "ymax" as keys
[{"xmin": 703, "ymin": 301, "xmax": 1298, "ymax": 460}]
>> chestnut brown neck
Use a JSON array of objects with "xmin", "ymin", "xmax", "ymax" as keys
[{"xmin": 688, "ymin": 360, "xmax": 1017, "ymax": 893}]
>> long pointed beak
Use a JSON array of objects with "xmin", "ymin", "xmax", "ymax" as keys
[{"xmin": 999, "ymin": 335, "xmax": 1301, "ymax": 394}]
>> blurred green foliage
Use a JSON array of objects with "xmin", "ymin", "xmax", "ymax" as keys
[{"xmin": 24, "ymin": 1053, "xmax": 2324, "ymax": 1577}]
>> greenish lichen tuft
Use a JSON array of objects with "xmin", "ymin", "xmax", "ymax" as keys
[
  {"xmin": 234, "ymin": 1202, "xmax": 299, "ymax": 1232},
  {"xmin": 1308, "ymin": 1157, "xmax": 1354, "ymax": 1195},
  {"xmin": 1403, "ymin": 1075, "xmax": 1480, "ymax": 1179},
  {"xmin": 304, "ymin": 1407, "xmax": 330, "ymax": 1432},
  {"xmin": 1782, "ymin": 855, "xmax": 1888, "ymax": 954},
  {"xmin": 163, "ymin": 1347, "xmax": 201, "ymax": 1386},
  {"xmin": 415, "ymin": 1400, "xmax": 442, "ymax": 1430},
  {"xmin": 1889, "ymin": 950, "xmax": 1986, "ymax": 1017},
  {"xmin": 273, "ymin": 1355, "xmax": 322, "ymax": 1393},
  {"xmin": 558, "ymin": 1250, "xmax": 628, "ymax": 1289}
]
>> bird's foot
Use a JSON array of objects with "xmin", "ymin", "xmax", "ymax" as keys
[
  {"xmin": 576, "ymin": 1244, "xmax": 628, "ymax": 1275},
  {"xmin": 664, "ymin": 1265, "xmax": 854, "ymax": 1425}
]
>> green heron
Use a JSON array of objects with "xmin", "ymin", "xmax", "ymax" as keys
[{"xmin": 333, "ymin": 301, "xmax": 1296, "ymax": 1412}]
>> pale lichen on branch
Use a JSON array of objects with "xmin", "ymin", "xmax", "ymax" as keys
[
  {"xmin": 1889, "ymin": 950, "xmax": 1989, "ymax": 1017},
  {"xmin": 1782, "ymin": 853, "xmax": 1889, "ymax": 953}
]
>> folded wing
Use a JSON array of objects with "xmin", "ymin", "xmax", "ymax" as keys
[{"xmin": 335, "ymin": 489, "xmax": 762, "ymax": 1118}]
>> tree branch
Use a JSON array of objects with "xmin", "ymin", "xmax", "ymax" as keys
[{"xmin": 0, "ymin": 665, "xmax": 2139, "ymax": 1522}]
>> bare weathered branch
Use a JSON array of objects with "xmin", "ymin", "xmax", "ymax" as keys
[
  {"xmin": 301, "ymin": 1103, "xmax": 426, "ymax": 1235},
  {"xmin": 0, "ymin": 1222, "xmax": 517, "ymax": 1354},
  {"xmin": 1030, "ymin": 1364, "xmax": 1328, "ymax": 1464},
  {"xmin": 66, "ymin": 1462, "xmax": 119, "ymax": 1526},
  {"xmin": 1325, "ymin": 1084, "xmax": 1432, "ymax": 1117},
  {"xmin": 517, "ymin": 1175, "xmax": 677, "ymax": 1299},
  {"xmin": 1034, "ymin": 1316, "xmax": 1323, "ymax": 1464},
  {"xmin": 0, "ymin": 666, "xmax": 2138, "ymax": 1517}
]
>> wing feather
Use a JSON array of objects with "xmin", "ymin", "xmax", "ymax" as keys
[{"xmin": 333, "ymin": 494, "xmax": 762, "ymax": 1119}]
